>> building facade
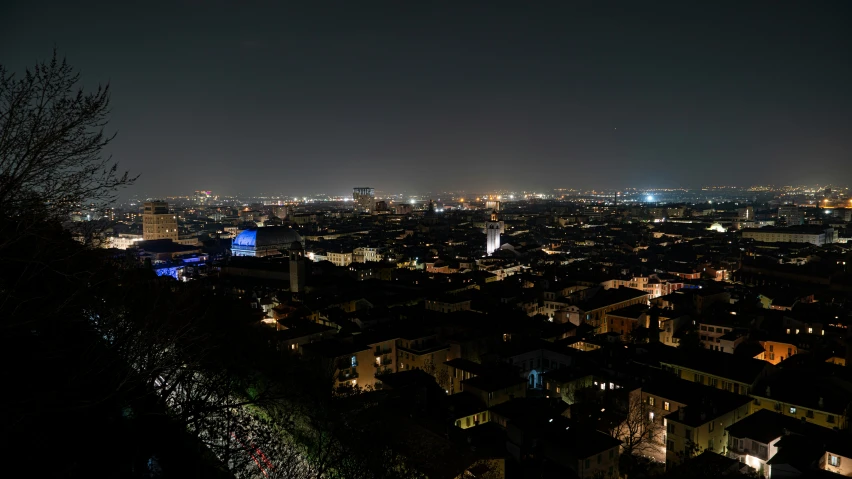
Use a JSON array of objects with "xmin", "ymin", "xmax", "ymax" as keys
[
  {"xmin": 742, "ymin": 227, "xmax": 834, "ymax": 246},
  {"xmin": 353, "ymin": 187, "xmax": 375, "ymax": 212},
  {"xmin": 142, "ymin": 201, "xmax": 178, "ymax": 241},
  {"xmin": 485, "ymin": 211, "xmax": 503, "ymax": 255},
  {"xmin": 230, "ymin": 227, "xmax": 303, "ymax": 257}
]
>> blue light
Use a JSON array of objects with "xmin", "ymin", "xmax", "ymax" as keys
[
  {"xmin": 154, "ymin": 266, "xmax": 182, "ymax": 280},
  {"xmin": 646, "ymin": 195, "xmax": 654, "ymax": 202},
  {"xmin": 233, "ymin": 229, "xmax": 257, "ymax": 247}
]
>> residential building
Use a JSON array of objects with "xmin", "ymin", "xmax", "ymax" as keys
[
  {"xmin": 142, "ymin": 201, "xmax": 178, "ymax": 241},
  {"xmin": 664, "ymin": 395, "xmax": 752, "ymax": 468},
  {"xmin": 110, "ymin": 233, "xmax": 143, "ymax": 250},
  {"xmin": 749, "ymin": 370, "xmax": 852, "ymax": 430},
  {"xmin": 425, "ymin": 295, "xmax": 472, "ymax": 314},
  {"xmin": 563, "ymin": 287, "xmax": 650, "ymax": 332},
  {"xmin": 327, "ymin": 251, "xmax": 354, "ymax": 267},
  {"xmin": 507, "ymin": 414, "xmax": 622, "ymax": 479},
  {"xmin": 353, "ymin": 246, "xmax": 380, "ymax": 263},
  {"xmin": 353, "ymin": 187, "xmax": 375, "ymax": 212},
  {"xmin": 725, "ymin": 409, "xmax": 836, "ymax": 478},
  {"xmin": 759, "ymin": 339, "xmax": 798, "ymax": 365},
  {"xmin": 656, "ymin": 347, "xmax": 775, "ymax": 396},
  {"xmin": 742, "ymin": 226, "xmax": 834, "ymax": 246}
]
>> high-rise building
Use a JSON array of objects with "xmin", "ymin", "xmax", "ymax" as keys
[
  {"xmin": 143, "ymin": 201, "xmax": 178, "ymax": 241},
  {"xmin": 485, "ymin": 210, "xmax": 504, "ymax": 255},
  {"xmin": 353, "ymin": 187, "xmax": 375, "ymax": 212},
  {"xmin": 194, "ymin": 190, "xmax": 212, "ymax": 205},
  {"xmin": 778, "ymin": 206, "xmax": 804, "ymax": 226}
]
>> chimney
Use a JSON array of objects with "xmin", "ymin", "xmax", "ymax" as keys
[
  {"xmin": 819, "ymin": 397, "xmax": 824, "ymax": 408},
  {"xmin": 765, "ymin": 386, "xmax": 771, "ymax": 397},
  {"xmin": 678, "ymin": 408, "xmax": 686, "ymax": 421},
  {"xmin": 700, "ymin": 412, "xmax": 706, "ymax": 421}
]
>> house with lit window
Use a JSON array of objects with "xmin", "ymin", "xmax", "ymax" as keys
[
  {"xmin": 725, "ymin": 409, "xmax": 837, "ymax": 478},
  {"xmin": 395, "ymin": 331, "xmax": 450, "ymax": 380},
  {"xmin": 656, "ymin": 346, "xmax": 774, "ymax": 396},
  {"xmin": 604, "ymin": 304, "xmax": 649, "ymax": 340},
  {"xmin": 492, "ymin": 338, "xmax": 577, "ymax": 390},
  {"xmin": 425, "ymin": 294, "xmax": 472, "ymax": 313},
  {"xmin": 663, "ymin": 394, "xmax": 752, "ymax": 468},
  {"xmin": 749, "ymin": 369, "xmax": 852, "ymax": 430},
  {"xmin": 301, "ymin": 339, "xmax": 373, "ymax": 390},
  {"xmin": 571, "ymin": 286, "xmax": 650, "ymax": 333},
  {"xmin": 822, "ymin": 442, "xmax": 852, "ymax": 477},
  {"xmin": 446, "ymin": 358, "xmax": 489, "ymax": 395},
  {"xmin": 641, "ymin": 376, "xmax": 754, "ymax": 465},
  {"xmin": 759, "ymin": 339, "xmax": 799, "ymax": 365}
]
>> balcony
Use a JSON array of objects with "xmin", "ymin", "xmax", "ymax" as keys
[
  {"xmin": 338, "ymin": 369, "xmax": 359, "ymax": 381},
  {"xmin": 728, "ymin": 439, "xmax": 767, "ymax": 460},
  {"xmin": 374, "ymin": 348, "xmax": 392, "ymax": 356}
]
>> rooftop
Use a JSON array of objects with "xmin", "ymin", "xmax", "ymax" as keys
[{"xmin": 725, "ymin": 409, "xmax": 836, "ymax": 444}]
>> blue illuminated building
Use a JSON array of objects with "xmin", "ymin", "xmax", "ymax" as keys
[{"xmin": 231, "ymin": 227, "xmax": 303, "ymax": 257}]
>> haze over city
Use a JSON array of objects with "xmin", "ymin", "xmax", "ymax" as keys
[
  {"xmin": 2, "ymin": 1, "xmax": 851, "ymax": 197},
  {"xmin": 8, "ymin": 2, "xmax": 852, "ymax": 479}
]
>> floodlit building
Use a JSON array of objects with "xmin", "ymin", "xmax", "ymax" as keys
[
  {"xmin": 230, "ymin": 226, "xmax": 303, "ymax": 257},
  {"xmin": 142, "ymin": 201, "xmax": 178, "ymax": 241},
  {"xmin": 485, "ymin": 210, "xmax": 504, "ymax": 255}
]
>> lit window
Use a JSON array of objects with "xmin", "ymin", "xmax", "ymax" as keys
[
  {"xmin": 664, "ymin": 401, "xmax": 670, "ymax": 411},
  {"xmin": 830, "ymin": 455, "xmax": 840, "ymax": 467},
  {"xmin": 789, "ymin": 407, "xmax": 797, "ymax": 414}
]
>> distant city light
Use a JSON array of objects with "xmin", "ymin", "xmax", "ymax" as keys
[{"xmin": 646, "ymin": 195, "xmax": 654, "ymax": 202}]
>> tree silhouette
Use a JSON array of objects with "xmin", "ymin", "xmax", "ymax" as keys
[{"xmin": 0, "ymin": 51, "xmax": 135, "ymax": 225}]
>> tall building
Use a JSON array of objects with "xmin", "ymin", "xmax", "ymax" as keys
[
  {"xmin": 738, "ymin": 205, "xmax": 754, "ymax": 220},
  {"xmin": 778, "ymin": 206, "xmax": 804, "ymax": 226},
  {"xmin": 143, "ymin": 201, "xmax": 178, "ymax": 241},
  {"xmin": 485, "ymin": 210, "xmax": 504, "ymax": 255},
  {"xmin": 289, "ymin": 241, "xmax": 306, "ymax": 297},
  {"xmin": 353, "ymin": 187, "xmax": 375, "ymax": 212}
]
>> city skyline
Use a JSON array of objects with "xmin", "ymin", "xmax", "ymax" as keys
[{"xmin": 3, "ymin": 1, "xmax": 851, "ymax": 197}]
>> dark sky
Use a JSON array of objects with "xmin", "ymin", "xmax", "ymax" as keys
[{"xmin": 2, "ymin": 1, "xmax": 851, "ymax": 197}]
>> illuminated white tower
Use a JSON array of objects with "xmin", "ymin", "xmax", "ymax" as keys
[{"xmin": 485, "ymin": 210, "xmax": 503, "ymax": 255}]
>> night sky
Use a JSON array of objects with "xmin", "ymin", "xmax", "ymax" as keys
[{"xmin": 2, "ymin": 1, "xmax": 851, "ymax": 197}]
